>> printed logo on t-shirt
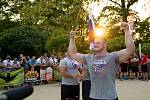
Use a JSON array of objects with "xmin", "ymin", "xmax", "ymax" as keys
[{"xmin": 92, "ymin": 59, "xmax": 107, "ymax": 72}]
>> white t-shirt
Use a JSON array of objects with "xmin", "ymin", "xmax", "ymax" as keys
[
  {"xmin": 36, "ymin": 58, "xmax": 46, "ymax": 64},
  {"xmin": 12, "ymin": 61, "xmax": 20, "ymax": 67},
  {"xmin": 3, "ymin": 60, "xmax": 13, "ymax": 67}
]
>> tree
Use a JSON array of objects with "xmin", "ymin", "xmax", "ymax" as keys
[
  {"xmin": 107, "ymin": 35, "xmax": 125, "ymax": 52},
  {"xmin": 141, "ymin": 43, "xmax": 150, "ymax": 55},
  {"xmin": 0, "ymin": 0, "xmax": 28, "ymax": 32},
  {"xmin": 105, "ymin": 0, "xmax": 138, "ymax": 21},
  {"xmin": 0, "ymin": 25, "xmax": 46, "ymax": 58},
  {"xmin": 45, "ymin": 34, "xmax": 69, "ymax": 55},
  {"xmin": 19, "ymin": 0, "xmax": 89, "ymax": 54},
  {"xmin": 136, "ymin": 17, "xmax": 150, "ymax": 43}
]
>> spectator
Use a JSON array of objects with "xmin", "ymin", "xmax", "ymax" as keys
[
  {"xmin": 12, "ymin": 57, "xmax": 21, "ymax": 69},
  {"xmin": 28, "ymin": 56, "xmax": 36, "ymax": 69},
  {"xmin": 19, "ymin": 54, "xmax": 29, "ymax": 70},
  {"xmin": 3, "ymin": 55, "xmax": 13, "ymax": 68},
  {"xmin": 129, "ymin": 53, "xmax": 139, "ymax": 79},
  {"xmin": 82, "ymin": 64, "xmax": 91, "ymax": 100},
  {"xmin": 0, "ymin": 57, "xmax": 3, "ymax": 67},
  {"xmin": 59, "ymin": 50, "xmax": 84, "ymax": 100},
  {"xmin": 25, "ymin": 66, "xmax": 39, "ymax": 80},
  {"xmin": 36, "ymin": 55, "xmax": 46, "ymax": 67},
  {"xmin": 120, "ymin": 61, "xmax": 128, "ymax": 80},
  {"xmin": 140, "ymin": 53, "xmax": 148, "ymax": 82},
  {"xmin": 147, "ymin": 56, "xmax": 150, "ymax": 78}
]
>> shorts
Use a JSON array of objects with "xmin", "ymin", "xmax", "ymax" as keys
[
  {"xmin": 132, "ymin": 67, "xmax": 138, "ymax": 72},
  {"xmin": 141, "ymin": 64, "xmax": 148, "ymax": 72},
  {"xmin": 90, "ymin": 97, "xmax": 118, "ymax": 100},
  {"xmin": 129, "ymin": 62, "xmax": 139, "ymax": 72},
  {"xmin": 120, "ymin": 63, "xmax": 127, "ymax": 72},
  {"xmin": 82, "ymin": 80, "xmax": 91, "ymax": 100},
  {"xmin": 128, "ymin": 66, "xmax": 138, "ymax": 72},
  {"xmin": 61, "ymin": 84, "xmax": 80, "ymax": 100}
]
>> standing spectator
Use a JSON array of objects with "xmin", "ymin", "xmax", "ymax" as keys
[
  {"xmin": 140, "ymin": 53, "xmax": 148, "ymax": 82},
  {"xmin": 12, "ymin": 58, "xmax": 21, "ymax": 69},
  {"xmin": 59, "ymin": 50, "xmax": 84, "ymax": 100},
  {"xmin": 54, "ymin": 56, "xmax": 58, "ymax": 64},
  {"xmin": 82, "ymin": 64, "xmax": 91, "ymax": 100},
  {"xmin": 129, "ymin": 53, "xmax": 139, "ymax": 79},
  {"xmin": 49, "ymin": 56, "xmax": 54, "ymax": 64},
  {"xmin": 3, "ymin": 55, "xmax": 13, "ymax": 68},
  {"xmin": 36, "ymin": 55, "xmax": 46, "ymax": 80},
  {"xmin": 28, "ymin": 56, "xmax": 36, "ymax": 69},
  {"xmin": 147, "ymin": 56, "xmax": 150, "ymax": 78},
  {"xmin": 19, "ymin": 54, "xmax": 29, "ymax": 71},
  {"xmin": 120, "ymin": 61, "xmax": 128, "ymax": 80},
  {"xmin": 0, "ymin": 57, "xmax": 3, "ymax": 67},
  {"xmin": 44, "ymin": 53, "xmax": 48, "ymax": 59},
  {"xmin": 36, "ymin": 55, "xmax": 46, "ymax": 67},
  {"xmin": 27, "ymin": 56, "xmax": 30, "ymax": 61}
]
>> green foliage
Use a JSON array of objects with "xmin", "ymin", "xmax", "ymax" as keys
[
  {"xmin": 0, "ymin": 25, "xmax": 46, "ymax": 58},
  {"xmin": 0, "ymin": 19, "xmax": 18, "ymax": 32},
  {"xmin": 136, "ymin": 18, "xmax": 150, "ymax": 43},
  {"xmin": 0, "ymin": 0, "xmax": 150, "ymax": 56},
  {"xmin": 46, "ymin": 34, "xmax": 69, "ymax": 55},
  {"xmin": 0, "ymin": 0, "xmax": 27, "ymax": 20},
  {"xmin": 75, "ymin": 35, "xmax": 89, "ymax": 53},
  {"xmin": 107, "ymin": 35, "xmax": 125, "ymax": 52},
  {"xmin": 141, "ymin": 43, "xmax": 150, "ymax": 55}
]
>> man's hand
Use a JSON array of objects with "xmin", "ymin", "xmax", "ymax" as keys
[
  {"xmin": 70, "ymin": 31, "xmax": 76, "ymax": 38},
  {"xmin": 72, "ymin": 73, "xmax": 80, "ymax": 78},
  {"xmin": 70, "ymin": 26, "xmax": 78, "ymax": 38},
  {"xmin": 121, "ymin": 22, "xmax": 129, "ymax": 31},
  {"xmin": 78, "ymin": 73, "xmax": 84, "ymax": 81}
]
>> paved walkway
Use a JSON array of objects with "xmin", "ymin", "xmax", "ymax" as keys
[{"xmin": 3, "ymin": 80, "xmax": 150, "ymax": 100}]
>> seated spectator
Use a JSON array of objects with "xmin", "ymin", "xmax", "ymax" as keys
[{"xmin": 25, "ymin": 66, "xmax": 39, "ymax": 80}]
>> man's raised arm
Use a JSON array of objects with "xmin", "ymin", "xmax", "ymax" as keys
[
  {"xmin": 117, "ymin": 22, "xmax": 135, "ymax": 62},
  {"xmin": 69, "ymin": 31, "xmax": 85, "ymax": 63}
]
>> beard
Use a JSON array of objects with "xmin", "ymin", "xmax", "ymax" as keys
[{"xmin": 93, "ymin": 46, "xmax": 104, "ymax": 53}]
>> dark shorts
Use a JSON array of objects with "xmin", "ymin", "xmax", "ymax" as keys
[
  {"xmin": 132, "ymin": 67, "xmax": 138, "ymax": 72},
  {"xmin": 82, "ymin": 80, "xmax": 91, "ymax": 100},
  {"xmin": 90, "ymin": 97, "xmax": 118, "ymax": 100},
  {"xmin": 129, "ymin": 62, "xmax": 139, "ymax": 72},
  {"xmin": 141, "ymin": 64, "xmax": 148, "ymax": 72},
  {"xmin": 61, "ymin": 84, "xmax": 80, "ymax": 100},
  {"xmin": 120, "ymin": 63, "xmax": 127, "ymax": 72},
  {"xmin": 128, "ymin": 66, "xmax": 138, "ymax": 72}
]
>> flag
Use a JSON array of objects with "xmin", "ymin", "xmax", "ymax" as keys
[{"xmin": 88, "ymin": 9, "xmax": 95, "ymax": 50}]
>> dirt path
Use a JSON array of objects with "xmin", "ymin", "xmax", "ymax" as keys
[{"xmin": 7, "ymin": 80, "xmax": 150, "ymax": 100}]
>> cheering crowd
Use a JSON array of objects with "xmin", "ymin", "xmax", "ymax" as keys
[
  {"xmin": 0, "ymin": 53, "xmax": 61, "ymax": 83},
  {"xmin": 0, "ymin": 52, "xmax": 149, "ymax": 82}
]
